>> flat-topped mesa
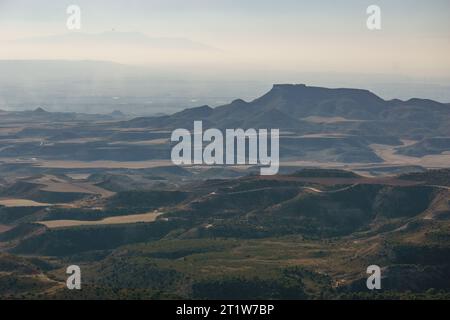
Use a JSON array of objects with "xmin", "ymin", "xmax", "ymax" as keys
[
  {"xmin": 257, "ymin": 83, "xmax": 386, "ymax": 108},
  {"xmin": 272, "ymin": 83, "xmax": 307, "ymax": 89},
  {"xmin": 122, "ymin": 83, "xmax": 450, "ymax": 133},
  {"xmin": 240, "ymin": 83, "xmax": 395, "ymax": 121},
  {"xmin": 270, "ymin": 83, "xmax": 381, "ymax": 98}
]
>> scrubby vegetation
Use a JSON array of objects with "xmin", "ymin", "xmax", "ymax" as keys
[{"xmin": 1, "ymin": 169, "xmax": 450, "ymax": 300}]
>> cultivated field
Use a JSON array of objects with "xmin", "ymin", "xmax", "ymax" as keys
[
  {"xmin": 0, "ymin": 199, "xmax": 51, "ymax": 207},
  {"xmin": 39, "ymin": 211, "xmax": 162, "ymax": 229}
]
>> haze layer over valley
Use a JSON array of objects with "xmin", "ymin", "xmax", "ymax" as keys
[{"xmin": 1, "ymin": 0, "xmax": 450, "ymax": 301}]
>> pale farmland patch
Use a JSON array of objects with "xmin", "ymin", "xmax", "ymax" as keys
[
  {"xmin": 0, "ymin": 224, "xmax": 13, "ymax": 233},
  {"xmin": 65, "ymin": 173, "xmax": 91, "ymax": 180},
  {"xmin": 0, "ymin": 199, "xmax": 51, "ymax": 207},
  {"xmin": 32, "ymin": 160, "xmax": 173, "ymax": 169},
  {"xmin": 39, "ymin": 211, "xmax": 162, "ymax": 229},
  {"xmin": 302, "ymin": 116, "xmax": 365, "ymax": 124},
  {"xmin": 28, "ymin": 175, "xmax": 114, "ymax": 198},
  {"xmin": 40, "ymin": 182, "xmax": 114, "ymax": 197},
  {"xmin": 371, "ymin": 141, "xmax": 450, "ymax": 168},
  {"xmin": 108, "ymin": 138, "xmax": 169, "ymax": 146}
]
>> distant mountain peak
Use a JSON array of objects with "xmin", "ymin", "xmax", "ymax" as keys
[
  {"xmin": 174, "ymin": 105, "xmax": 213, "ymax": 118},
  {"xmin": 33, "ymin": 107, "xmax": 48, "ymax": 113},
  {"xmin": 123, "ymin": 83, "xmax": 450, "ymax": 138},
  {"xmin": 109, "ymin": 110, "xmax": 125, "ymax": 117},
  {"xmin": 230, "ymin": 99, "xmax": 248, "ymax": 105}
]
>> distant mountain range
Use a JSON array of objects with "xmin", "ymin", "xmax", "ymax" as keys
[
  {"xmin": 123, "ymin": 84, "xmax": 450, "ymax": 162},
  {"xmin": 1, "ymin": 84, "xmax": 449, "ymax": 164},
  {"xmin": 11, "ymin": 31, "xmax": 216, "ymax": 51},
  {"xmin": 127, "ymin": 84, "xmax": 450, "ymax": 132},
  {"xmin": 0, "ymin": 60, "xmax": 261, "ymax": 115}
]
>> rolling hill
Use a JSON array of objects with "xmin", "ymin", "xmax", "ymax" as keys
[{"xmin": 1, "ymin": 168, "xmax": 450, "ymax": 299}]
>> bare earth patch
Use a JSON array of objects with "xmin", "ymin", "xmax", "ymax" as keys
[
  {"xmin": 39, "ymin": 211, "xmax": 162, "ymax": 229},
  {"xmin": 108, "ymin": 138, "xmax": 169, "ymax": 146},
  {"xmin": 65, "ymin": 174, "xmax": 91, "ymax": 180},
  {"xmin": 302, "ymin": 116, "xmax": 366, "ymax": 124},
  {"xmin": 32, "ymin": 160, "xmax": 173, "ymax": 169},
  {"xmin": 0, "ymin": 199, "xmax": 51, "ymax": 207},
  {"xmin": 371, "ymin": 142, "xmax": 450, "ymax": 168},
  {"xmin": 0, "ymin": 224, "xmax": 13, "ymax": 233},
  {"xmin": 28, "ymin": 175, "xmax": 114, "ymax": 198}
]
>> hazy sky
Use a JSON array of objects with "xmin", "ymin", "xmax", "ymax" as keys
[{"xmin": 1, "ymin": 0, "xmax": 450, "ymax": 79}]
